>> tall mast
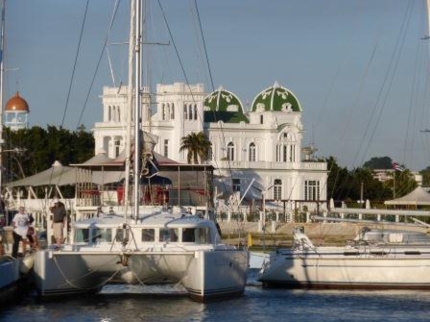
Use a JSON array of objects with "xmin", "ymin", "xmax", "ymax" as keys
[
  {"xmin": 123, "ymin": 0, "xmax": 137, "ymax": 217},
  {"xmin": 133, "ymin": 0, "xmax": 142, "ymax": 220},
  {"xmin": 0, "ymin": 0, "xmax": 6, "ymax": 211},
  {"xmin": 428, "ymin": 0, "xmax": 430, "ymax": 36}
]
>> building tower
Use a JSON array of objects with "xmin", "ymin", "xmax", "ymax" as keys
[{"xmin": 4, "ymin": 92, "xmax": 29, "ymax": 130}]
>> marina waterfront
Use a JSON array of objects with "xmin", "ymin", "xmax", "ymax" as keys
[{"xmin": 1, "ymin": 270, "xmax": 430, "ymax": 322}]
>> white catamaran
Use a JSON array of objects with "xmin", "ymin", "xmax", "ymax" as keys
[{"xmin": 33, "ymin": 0, "xmax": 248, "ymax": 302}]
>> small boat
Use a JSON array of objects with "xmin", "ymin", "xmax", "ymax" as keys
[{"xmin": 258, "ymin": 224, "xmax": 430, "ymax": 289}]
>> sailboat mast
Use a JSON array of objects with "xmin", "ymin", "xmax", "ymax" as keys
[
  {"xmin": 123, "ymin": 0, "xmax": 137, "ymax": 217},
  {"xmin": 0, "ymin": 0, "xmax": 5, "ymax": 212},
  {"xmin": 133, "ymin": 0, "xmax": 142, "ymax": 220},
  {"xmin": 428, "ymin": 0, "xmax": 430, "ymax": 37}
]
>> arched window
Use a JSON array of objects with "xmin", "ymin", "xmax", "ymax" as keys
[
  {"xmin": 274, "ymin": 179, "xmax": 282, "ymax": 200},
  {"xmin": 227, "ymin": 142, "xmax": 235, "ymax": 161},
  {"xmin": 194, "ymin": 104, "xmax": 198, "ymax": 120},
  {"xmin": 276, "ymin": 132, "xmax": 296, "ymax": 163},
  {"xmin": 249, "ymin": 143, "xmax": 256, "ymax": 162}
]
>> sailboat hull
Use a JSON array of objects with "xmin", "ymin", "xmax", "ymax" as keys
[
  {"xmin": 259, "ymin": 245, "xmax": 430, "ymax": 289},
  {"xmin": 34, "ymin": 247, "xmax": 249, "ymax": 301}
]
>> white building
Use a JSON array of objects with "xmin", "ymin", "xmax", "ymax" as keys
[{"xmin": 93, "ymin": 81, "xmax": 328, "ymax": 214}]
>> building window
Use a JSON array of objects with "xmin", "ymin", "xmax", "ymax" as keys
[
  {"xmin": 162, "ymin": 104, "xmax": 166, "ymax": 120},
  {"xmin": 183, "ymin": 104, "xmax": 187, "ymax": 120},
  {"xmin": 171, "ymin": 103, "xmax": 175, "ymax": 119},
  {"xmin": 164, "ymin": 139, "xmax": 169, "ymax": 157},
  {"xmin": 260, "ymin": 115, "xmax": 263, "ymax": 124},
  {"xmin": 249, "ymin": 143, "xmax": 256, "ymax": 162},
  {"xmin": 274, "ymin": 179, "xmax": 282, "ymax": 200},
  {"xmin": 304, "ymin": 180, "xmax": 320, "ymax": 201},
  {"xmin": 194, "ymin": 104, "xmax": 198, "ymax": 120},
  {"xmin": 227, "ymin": 142, "xmax": 235, "ymax": 161},
  {"xmin": 289, "ymin": 144, "xmax": 296, "ymax": 162},
  {"xmin": 114, "ymin": 139, "xmax": 121, "ymax": 157},
  {"xmin": 232, "ymin": 178, "xmax": 241, "ymax": 192}
]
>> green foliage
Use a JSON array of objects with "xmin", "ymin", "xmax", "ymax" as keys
[
  {"xmin": 420, "ymin": 167, "xmax": 430, "ymax": 187},
  {"xmin": 2, "ymin": 126, "xmax": 94, "ymax": 182},
  {"xmin": 179, "ymin": 131, "xmax": 212, "ymax": 164},
  {"xmin": 363, "ymin": 156, "xmax": 393, "ymax": 169},
  {"xmin": 326, "ymin": 156, "xmax": 394, "ymax": 205}
]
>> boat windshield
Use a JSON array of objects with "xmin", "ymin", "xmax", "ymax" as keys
[
  {"xmin": 362, "ymin": 229, "xmax": 430, "ymax": 244},
  {"xmin": 158, "ymin": 227, "xmax": 212, "ymax": 244},
  {"xmin": 74, "ymin": 228, "xmax": 113, "ymax": 243}
]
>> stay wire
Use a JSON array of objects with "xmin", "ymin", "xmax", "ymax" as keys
[
  {"xmin": 76, "ymin": 0, "xmax": 122, "ymax": 129},
  {"xmin": 61, "ymin": 0, "xmax": 90, "ymax": 128}
]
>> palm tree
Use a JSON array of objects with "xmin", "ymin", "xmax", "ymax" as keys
[{"xmin": 180, "ymin": 132, "xmax": 212, "ymax": 164}]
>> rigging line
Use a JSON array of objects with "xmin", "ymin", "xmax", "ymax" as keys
[
  {"xmin": 359, "ymin": 0, "xmax": 414, "ymax": 168},
  {"xmin": 157, "ymin": 0, "xmax": 196, "ymax": 104},
  {"xmin": 76, "ymin": 0, "xmax": 122, "ymax": 129},
  {"xmin": 191, "ymin": 1, "xmax": 233, "ymax": 189},
  {"xmin": 335, "ymin": 30, "xmax": 384, "ymax": 197},
  {"xmin": 185, "ymin": 1, "xmax": 208, "ymax": 129},
  {"xmin": 60, "ymin": 0, "xmax": 90, "ymax": 127},
  {"xmin": 403, "ymin": 18, "xmax": 424, "ymax": 166},
  {"xmin": 356, "ymin": 2, "xmax": 414, "ymax": 171},
  {"xmin": 344, "ymin": 40, "xmax": 380, "ymax": 170},
  {"xmin": 193, "ymin": 0, "xmax": 214, "ymax": 92}
]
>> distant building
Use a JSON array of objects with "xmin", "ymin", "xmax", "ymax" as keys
[
  {"xmin": 93, "ymin": 82, "xmax": 328, "ymax": 212},
  {"xmin": 372, "ymin": 169, "xmax": 422, "ymax": 186},
  {"xmin": 4, "ymin": 92, "xmax": 30, "ymax": 130}
]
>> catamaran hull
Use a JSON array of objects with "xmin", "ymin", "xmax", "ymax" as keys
[
  {"xmin": 259, "ymin": 250, "xmax": 430, "ymax": 289},
  {"xmin": 33, "ymin": 250, "xmax": 129, "ymax": 297},
  {"xmin": 34, "ymin": 249, "xmax": 249, "ymax": 301}
]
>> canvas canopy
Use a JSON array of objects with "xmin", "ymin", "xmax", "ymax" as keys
[
  {"xmin": 384, "ymin": 186, "xmax": 430, "ymax": 206},
  {"xmin": 4, "ymin": 161, "xmax": 77, "ymax": 188}
]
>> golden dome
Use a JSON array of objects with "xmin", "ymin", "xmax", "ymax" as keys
[{"xmin": 5, "ymin": 92, "xmax": 29, "ymax": 112}]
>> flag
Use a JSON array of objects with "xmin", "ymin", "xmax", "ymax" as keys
[{"xmin": 392, "ymin": 162, "xmax": 405, "ymax": 172}]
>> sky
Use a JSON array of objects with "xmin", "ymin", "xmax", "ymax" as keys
[{"xmin": 4, "ymin": 0, "xmax": 430, "ymax": 171}]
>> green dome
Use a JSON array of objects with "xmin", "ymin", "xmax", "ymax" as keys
[
  {"xmin": 251, "ymin": 82, "xmax": 301, "ymax": 113},
  {"xmin": 204, "ymin": 87, "xmax": 248, "ymax": 123}
]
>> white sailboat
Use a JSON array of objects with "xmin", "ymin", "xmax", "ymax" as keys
[
  {"xmin": 258, "ymin": 0, "xmax": 430, "ymax": 289},
  {"xmin": 258, "ymin": 218, "xmax": 430, "ymax": 289},
  {"xmin": 32, "ymin": 0, "xmax": 248, "ymax": 302}
]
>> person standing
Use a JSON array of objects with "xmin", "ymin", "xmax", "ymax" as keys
[
  {"xmin": 12, "ymin": 206, "xmax": 30, "ymax": 257},
  {"xmin": 50, "ymin": 199, "xmax": 67, "ymax": 249}
]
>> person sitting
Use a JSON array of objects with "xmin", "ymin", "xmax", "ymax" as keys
[
  {"xmin": 27, "ymin": 226, "xmax": 39, "ymax": 250},
  {"xmin": 12, "ymin": 206, "xmax": 30, "ymax": 258}
]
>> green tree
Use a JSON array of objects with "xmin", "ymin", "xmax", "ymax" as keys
[
  {"xmin": 2, "ymin": 126, "xmax": 94, "ymax": 182},
  {"xmin": 420, "ymin": 167, "xmax": 430, "ymax": 187},
  {"xmin": 363, "ymin": 156, "xmax": 393, "ymax": 169},
  {"xmin": 179, "ymin": 132, "xmax": 212, "ymax": 164}
]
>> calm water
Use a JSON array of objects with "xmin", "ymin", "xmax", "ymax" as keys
[{"xmin": 1, "ymin": 270, "xmax": 430, "ymax": 322}]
